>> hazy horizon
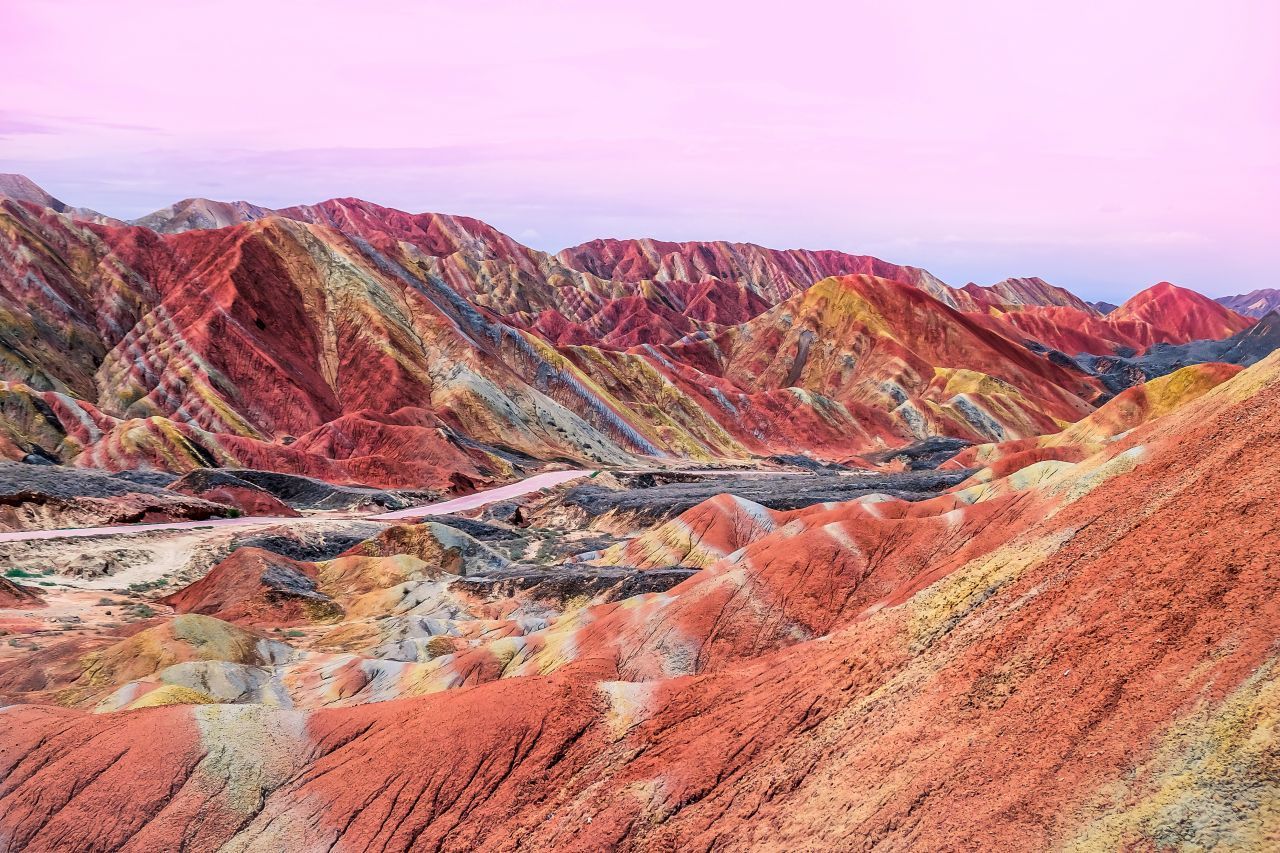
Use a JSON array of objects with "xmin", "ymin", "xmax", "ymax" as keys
[{"xmin": 4, "ymin": 0, "xmax": 1277, "ymax": 301}]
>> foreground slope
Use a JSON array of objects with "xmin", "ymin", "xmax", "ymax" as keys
[{"xmin": 2, "ymin": 347, "xmax": 1277, "ymax": 850}]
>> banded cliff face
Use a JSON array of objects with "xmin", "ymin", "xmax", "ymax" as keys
[{"xmin": 0, "ymin": 178, "xmax": 1256, "ymax": 489}]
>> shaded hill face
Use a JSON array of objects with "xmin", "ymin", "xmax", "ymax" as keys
[{"xmin": 0, "ymin": 177, "xmax": 1265, "ymax": 490}]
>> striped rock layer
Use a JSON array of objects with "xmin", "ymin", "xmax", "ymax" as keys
[
  {"xmin": 2, "ymin": 337, "xmax": 1278, "ymax": 851},
  {"xmin": 0, "ymin": 180, "xmax": 1256, "ymax": 488}
]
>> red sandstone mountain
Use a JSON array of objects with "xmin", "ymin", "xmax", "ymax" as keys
[
  {"xmin": 953, "ymin": 275, "xmax": 1098, "ymax": 313},
  {"xmin": 0, "ymin": 176, "xmax": 1262, "ymax": 491},
  {"xmin": 2, "ymin": 174, "xmax": 1278, "ymax": 850},
  {"xmin": 979, "ymin": 281, "xmax": 1256, "ymax": 356},
  {"xmin": 1109, "ymin": 281, "xmax": 1254, "ymax": 343},
  {"xmin": 556, "ymin": 236, "xmax": 953, "ymax": 305}
]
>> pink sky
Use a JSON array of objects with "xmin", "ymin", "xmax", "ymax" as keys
[{"xmin": 2, "ymin": 0, "xmax": 1277, "ymax": 300}]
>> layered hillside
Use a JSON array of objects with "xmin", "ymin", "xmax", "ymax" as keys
[
  {"xmin": 0, "ymin": 200, "xmax": 646, "ymax": 489},
  {"xmin": 663, "ymin": 274, "xmax": 1099, "ymax": 444},
  {"xmin": 0, "ymin": 177, "xmax": 1264, "ymax": 492},
  {"xmin": 2, "ymin": 336, "xmax": 1277, "ymax": 851},
  {"xmin": 2, "ymin": 174, "xmax": 1279, "ymax": 850}
]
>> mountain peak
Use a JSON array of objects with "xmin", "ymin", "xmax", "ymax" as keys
[
  {"xmin": 131, "ymin": 197, "xmax": 278, "ymax": 233},
  {"xmin": 1217, "ymin": 288, "xmax": 1280, "ymax": 319},
  {"xmin": 1112, "ymin": 281, "xmax": 1254, "ymax": 342},
  {"xmin": 0, "ymin": 174, "xmax": 69, "ymax": 212}
]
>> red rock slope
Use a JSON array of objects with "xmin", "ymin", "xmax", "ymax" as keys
[
  {"xmin": 0, "ymin": 178, "xmax": 1262, "ymax": 491},
  {"xmin": 979, "ymin": 281, "xmax": 1256, "ymax": 356},
  {"xmin": 2, "ymin": 355, "xmax": 1276, "ymax": 849},
  {"xmin": 0, "ymin": 190, "xmax": 1123, "ymax": 484},
  {"xmin": 1108, "ymin": 281, "xmax": 1255, "ymax": 345}
]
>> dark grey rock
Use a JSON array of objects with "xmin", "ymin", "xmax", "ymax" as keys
[
  {"xmin": 764, "ymin": 454, "xmax": 854, "ymax": 473},
  {"xmin": 109, "ymin": 470, "xmax": 180, "ymax": 487},
  {"xmin": 563, "ymin": 470, "xmax": 975, "ymax": 522},
  {"xmin": 1, "ymin": 462, "xmax": 192, "ymax": 501},
  {"xmin": 862, "ymin": 437, "xmax": 973, "ymax": 470},
  {"xmin": 458, "ymin": 565, "xmax": 696, "ymax": 605},
  {"xmin": 232, "ymin": 525, "xmax": 386, "ymax": 561},
  {"xmin": 212, "ymin": 469, "xmax": 439, "ymax": 511},
  {"xmin": 1030, "ymin": 310, "xmax": 1280, "ymax": 400}
]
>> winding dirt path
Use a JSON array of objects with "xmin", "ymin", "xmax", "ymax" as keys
[{"xmin": 0, "ymin": 469, "xmax": 593, "ymax": 543}]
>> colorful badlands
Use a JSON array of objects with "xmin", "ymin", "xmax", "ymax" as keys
[{"xmin": 1, "ymin": 176, "xmax": 1278, "ymax": 850}]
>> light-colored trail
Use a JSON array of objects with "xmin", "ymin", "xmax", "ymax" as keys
[{"xmin": 0, "ymin": 469, "xmax": 593, "ymax": 543}]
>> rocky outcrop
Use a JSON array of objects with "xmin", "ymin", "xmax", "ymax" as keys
[
  {"xmin": 161, "ymin": 548, "xmax": 342, "ymax": 627},
  {"xmin": 0, "ymin": 576, "xmax": 42, "ymax": 608},
  {"xmin": 166, "ymin": 470, "xmax": 301, "ymax": 518},
  {"xmin": 0, "ymin": 461, "xmax": 231, "ymax": 531}
]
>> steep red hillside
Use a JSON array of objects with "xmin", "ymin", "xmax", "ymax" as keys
[
  {"xmin": 671, "ymin": 273, "xmax": 1100, "ymax": 444},
  {"xmin": 971, "ymin": 282, "xmax": 1257, "ymax": 356},
  {"xmin": 1, "ymin": 351, "xmax": 1277, "ymax": 851},
  {"xmin": 1110, "ymin": 281, "xmax": 1255, "ymax": 344},
  {"xmin": 980, "ymin": 304, "xmax": 1157, "ymax": 353}
]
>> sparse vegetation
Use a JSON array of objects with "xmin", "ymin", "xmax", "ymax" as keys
[
  {"xmin": 4, "ymin": 567, "xmax": 49, "ymax": 579},
  {"xmin": 424, "ymin": 636, "xmax": 459, "ymax": 659},
  {"xmin": 127, "ymin": 578, "xmax": 168, "ymax": 593}
]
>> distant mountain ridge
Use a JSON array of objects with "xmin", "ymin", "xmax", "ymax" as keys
[
  {"xmin": 0, "ymin": 174, "xmax": 1263, "ymax": 487},
  {"xmin": 1217, "ymin": 288, "xmax": 1280, "ymax": 319},
  {"xmin": 0, "ymin": 174, "xmax": 121, "ymax": 225}
]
